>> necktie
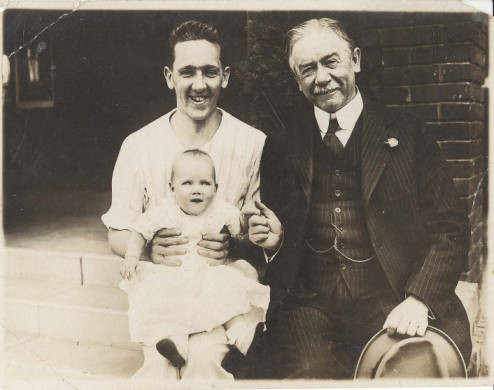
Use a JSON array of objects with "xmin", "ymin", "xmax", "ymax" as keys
[{"xmin": 323, "ymin": 114, "xmax": 344, "ymax": 157}]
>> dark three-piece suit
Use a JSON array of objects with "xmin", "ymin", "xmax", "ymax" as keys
[{"xmin": 241, "ymin": 96, "xmax": 472, "ymax": 379}]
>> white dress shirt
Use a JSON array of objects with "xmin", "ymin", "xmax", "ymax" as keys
[{"xmin": 314, "ymin": 90, "xmax": 363, "ymax": 147}]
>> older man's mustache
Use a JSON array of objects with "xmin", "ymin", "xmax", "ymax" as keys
[{"xmin": 312, "ymin": 86, "xmax": 339, "ymax": 95}]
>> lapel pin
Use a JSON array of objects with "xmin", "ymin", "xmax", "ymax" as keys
[{"xmin": 384, "ymin": 137, "xmax": 399, "ymax": 148}]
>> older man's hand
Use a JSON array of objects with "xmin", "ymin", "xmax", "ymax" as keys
[
  {"xmin": 246, "ymin": 200, "xmax": 283, "ymax": 251},
  {"xmin": 383, "ymin": 295, "xmax": 429, "ymax": 337}
]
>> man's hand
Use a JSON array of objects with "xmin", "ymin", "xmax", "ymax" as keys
[
  {"xmin": 150, "ymin": 228, "xmax": 188, "ymax": 266},
  {"xmin": 246, "ymin": 200, "xmax": 283, "ymax": 251},
  {"xmin": 198, "ymin": 232, "xmax": 230, "ymax": 266},
  {"xmin": 383, "ymin": 295, "xmax": 428, "ymax": 337}
]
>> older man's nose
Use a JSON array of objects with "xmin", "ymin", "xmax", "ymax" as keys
[{"xmin": 315, "ymin": 63, "xmax": 331, "ymax": 85}]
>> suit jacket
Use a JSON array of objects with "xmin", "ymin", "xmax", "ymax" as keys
[{"xmin": 260, "ymin": 97, "xmax": 470, "ymax": 326}]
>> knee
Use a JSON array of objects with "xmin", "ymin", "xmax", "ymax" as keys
[
  {"xmin": 188, "ymin": 328, "xmax": 229, "ymax": 362},
  {"xmin": 229, "ymin": 260, "xmax": 258, "ymax": 280}
]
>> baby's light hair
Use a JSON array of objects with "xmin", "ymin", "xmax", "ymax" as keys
[{"xmin": 170, "ymin": 149, "xmax": 217, "ymax": 184}]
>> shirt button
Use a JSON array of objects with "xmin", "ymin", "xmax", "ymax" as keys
[
  {"xmin": 334, "ymin": 207, "xmax": 341, "ymax": 213},
  {"xmin": 340, "ymin": 263, "xmax": 347, "ymax": 270},
  {"xmin": 334, "ymin": 169, "xmax": 341, "ymax": 176},
  {"xmin": 334, "ymin": 190, "xmax": 342, "ymax": 197}
]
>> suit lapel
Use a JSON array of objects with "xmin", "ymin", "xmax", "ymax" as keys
[
  {"xmin": 288, "ymin": 98, "xmax": 394, "ymax": 205},
  {"xmin": 361, "ymin": 100, "xmax": 395, "ymax": 204}
]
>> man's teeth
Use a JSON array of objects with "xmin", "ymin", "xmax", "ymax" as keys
[
  {"xmin": 190, "ymin": 96, "xmax": 207, "ymax": 102},
  {"xmin": 315, "ymin": 88, "xmax": 336, "ymax": 95}
]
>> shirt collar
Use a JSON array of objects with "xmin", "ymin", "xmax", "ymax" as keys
[{"xmin": 314, "ymin": 89, "xmax": 363, "ymax": 132}]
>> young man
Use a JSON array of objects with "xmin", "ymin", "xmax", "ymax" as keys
[
  {"xmin": 247, "ymin": 17, "xmax": 471, "ymax": 378},
  {"xmin": 103, "ymin": 20, "xmax": 266, "ymax": 382}
]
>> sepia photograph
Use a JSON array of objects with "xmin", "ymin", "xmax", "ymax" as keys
[{"xmin": 0, "ymin": 0, "xmax": 492, "ymax": 388}]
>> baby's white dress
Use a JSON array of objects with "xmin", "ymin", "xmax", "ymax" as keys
[{"xmin": 121, "ymin": 197, "xmax": 270, "ymax": 346}]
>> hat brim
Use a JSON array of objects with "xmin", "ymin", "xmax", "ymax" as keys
[{"xmin": 354, "ymin": 326, "xmax": 467, "ymax": 379}]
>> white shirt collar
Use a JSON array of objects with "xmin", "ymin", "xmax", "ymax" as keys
[{"xmin": 314, "ymin": 89, "xmax": 363, "ymax": 134}]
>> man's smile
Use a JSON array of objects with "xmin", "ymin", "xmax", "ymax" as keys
[
  {"xmin": 313, "ymin": 86, "xmax": 339, "ymax": 96},
  {"xmin": 190, "ymin": 96, "xmax": 208, "ymax": 103}
]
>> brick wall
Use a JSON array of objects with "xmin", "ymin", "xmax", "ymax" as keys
[
  {"xmin": 361, "ymin": 13, "xmax": 489, "ymax": 376},
  {"xmin": 362, "ymin": 14, "xmax": 488, "ymax": 280}
]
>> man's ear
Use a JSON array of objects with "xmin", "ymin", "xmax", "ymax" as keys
[
  {"xmin": 221, "ymin": 66, "xmax": 231, "ymax": 88},
  {"xmin": 351, "ymin": 47, "xmax": 362, "ymax": 74},
  {"xmin": 163, "ymin": 66, "xmax": 174, "ymax": 90}
]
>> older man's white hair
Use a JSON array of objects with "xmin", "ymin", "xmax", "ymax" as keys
[{"xmin": 286, "ymin": 18, "xmax": 357, "ymax": 74}]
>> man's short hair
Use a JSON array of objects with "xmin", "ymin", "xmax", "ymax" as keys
[
  {"xmin": 286, "ymin": 18, "xmax": 357, "ymax": 74},
  {"xmin": 170, "ymin": 149, "xmax": 217, "ymax": 183},
  {"xmin": 168, "ymin": 20, "xmax": 223, "ymax": 66}
]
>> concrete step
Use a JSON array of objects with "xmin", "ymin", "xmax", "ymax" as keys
[
  {"xmin": 1, "ymin": 247, "xmax": 122, "ymax": 287},
  {"xmin": 1, "ymin": 276, "xmax": 137, "ymax": 350},
  {"xmin": 1, "ymin": 331, "xmax": 143, "ymax": 390}
]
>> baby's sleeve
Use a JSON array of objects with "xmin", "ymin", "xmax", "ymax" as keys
[{"xmin": 131, "ymin": 203, "xmax": 173, "ymax": 242}]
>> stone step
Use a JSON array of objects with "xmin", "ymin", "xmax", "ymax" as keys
[
  {"xmin": 3, "ymin": 248, "xmax": 479, "ymax": 328},
  {"xmin": 1, "ymin": 332, "xmax": 143, "ymax": 389},
  {"xmin": 1, "ymin": 276, "xmax": 137, "ymax": 350},
  {"xmin": 1, "ymin": 247, "xmax": 122, "ymax": 287}
]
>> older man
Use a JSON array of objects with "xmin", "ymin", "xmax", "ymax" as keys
[{"xmin": 246, "ymin": 18, "xmax": 471, "ymax": 379}]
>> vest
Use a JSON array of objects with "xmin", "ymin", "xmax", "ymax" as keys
[{"xmin": 302, "ymin": 116, "xmax": 386, "ymax": 300}]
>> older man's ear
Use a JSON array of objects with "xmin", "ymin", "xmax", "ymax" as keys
[{"xmin": 351, "ymin": 47, "xmax": 362, "ymax": 73}]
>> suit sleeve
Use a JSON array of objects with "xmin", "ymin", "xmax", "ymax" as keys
[
  {"xmin": 405, "ymin": 117, "xmax": 470, "ymax": 318},
  {"xmin": 258, "ymin": 133, "xmax": 307, "ymax": 296}
]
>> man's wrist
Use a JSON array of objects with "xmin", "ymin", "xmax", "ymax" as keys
[
  {"xmin": 405, "ymin": 293, "xmax": 435, "ymax": 320},
  {"xmin": 264, "ymin": 230, "xmax": 284, "ymax": 263},
  {"xmin": 269, "ymin": 229, "xmax": 284, "ymax": 252}
]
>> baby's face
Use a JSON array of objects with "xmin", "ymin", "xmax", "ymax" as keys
[{"xmin": 171, "ymin": 157, "xmax": 217, "ymax": 216}]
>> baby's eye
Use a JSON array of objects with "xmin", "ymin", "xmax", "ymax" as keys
[
  {"xmin": 182, "ymin": 180, "xmax": 192, "ymax": 185},
  {"xmin": 200, "ymin": 180, "xmax": 212, "ymax": 186}
]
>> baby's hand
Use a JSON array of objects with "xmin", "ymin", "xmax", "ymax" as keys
[{"xmin": 120, "ymin": 257, "xmax": 140, "ymax": 280}]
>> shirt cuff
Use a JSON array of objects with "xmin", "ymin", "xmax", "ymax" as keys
[{"xmin": 263, "ymin": 231, "xmax": 284, "ymax": 263}]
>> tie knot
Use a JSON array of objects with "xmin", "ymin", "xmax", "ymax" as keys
[{"xmin": 327, "ymin": 115, "xmax": 340, "ymax": 134}]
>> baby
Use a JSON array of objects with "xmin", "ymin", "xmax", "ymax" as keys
[{"xmin": 120, "ymin": 149, "xmax": 270, "ymax": 371}]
